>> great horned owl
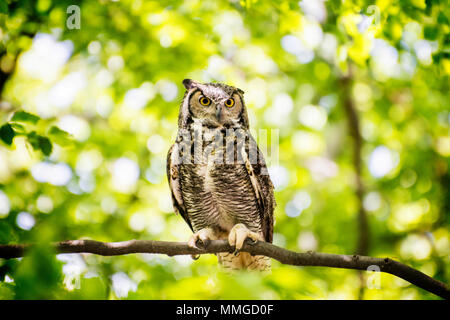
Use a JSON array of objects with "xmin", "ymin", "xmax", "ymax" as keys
[{"xmin": 166, "ymin": 79, "xmax": 275, "ymax": 271}]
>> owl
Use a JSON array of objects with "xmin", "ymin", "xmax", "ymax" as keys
[{"xmin": 166, "ymin": 79, "xmax": 275, "ymax": 271}]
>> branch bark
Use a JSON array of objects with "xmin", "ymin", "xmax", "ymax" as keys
[{"xmin": 0, "ymin": 239, "xmax": 448, "ymax": 299}]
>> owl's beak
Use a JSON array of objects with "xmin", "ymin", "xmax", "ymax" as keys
[{"xmin": 215, "ymin": 105, "xmax": 222, "ymax": 121}]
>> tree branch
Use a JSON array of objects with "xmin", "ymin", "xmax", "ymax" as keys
[{"xmin": 0, "ymin": 239, "xmax": 448, "ymax": 299}]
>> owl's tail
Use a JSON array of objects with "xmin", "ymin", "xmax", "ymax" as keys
[{"xmin": 217, "ymin": 252, "xmax": 271, "ymax": 272}]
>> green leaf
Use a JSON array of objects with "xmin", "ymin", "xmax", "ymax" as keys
[
  {"xmin": 38, "ymin": 136, "xmax": 53, "ymax": 156},
  {"xmin": 13, "ymin": 244, "xmax": 62, "ymax": 299},
  {"xmin": 0, "ymin": 1, "xmax": 8, "ymax": 14},
  {"xmin": 48, "ymin": 126, "xmax": 73, "ymax": 146},
  {"xmin": 11, "ymin": 111, "xmax": 40, "ymax": 125},
  {"xmin": 26, "ymin": 131, "xmax": 39, "ymax": 150},
  {"xmin": 26, "ymin": 131, "xmax": 53, "ymax": 156},
  {"xmin": 0, "ymin": 221, "xmax": 17, "ymax": 244},
  {"xmin": 0, "ymin": 283, "xmax": 15, "ymax": 300},
  {"xmin": 437, "ymin": 12, "xmax": 449, "ymax": 24},
  {"xmin": 424, "ymin": 26, "xmax": 438, "ymax": 40},
  {"xmin": 9, "ymin": 123, "xmax": 27, "ymax": 134},
  {"xmin": 0, "ymin": 124, "xmax": 15, "ymax": 145}
]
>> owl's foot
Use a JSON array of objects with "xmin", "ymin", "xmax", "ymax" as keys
[
  {"xmin": 188, "ymin": 227, "xmax": 215, "ymax": 249},
  {"xmin": 228, "ymin": 223, "xmax": 262, "ymax": 255}
]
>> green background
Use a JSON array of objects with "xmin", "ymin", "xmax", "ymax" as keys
[{"xmin": 0, "ymin": 0, "xmax": 449, "ymax": 299}]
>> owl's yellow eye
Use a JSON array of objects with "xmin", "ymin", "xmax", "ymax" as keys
[
  {"xmin": 225, "ymin": 98, "xmax": 235, "ymax": 108},
  {"xmin": 199, "ymin": 96, "xmax": 211, "ymax": 106}
]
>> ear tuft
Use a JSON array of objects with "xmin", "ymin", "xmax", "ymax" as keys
[{"xmin": 182, "ymin": 79, "xmax": 196, "ymax": 90}]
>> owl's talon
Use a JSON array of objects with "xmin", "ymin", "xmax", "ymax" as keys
[
  {"xmin": 195, "ymin": 239, "xmax": 210, "ymax": 249},
  {"xmin": 202, "ymin": 239, "xmax": 211, "ymax": 248},
  {"xmin": 228, "ymin": 223, "xmax": 263, "ymax": 252},
  {"xmin": 191, "ymin": 254, "xmax": 200, "ymax": 260},
  {"xmin": 188, "ymin": 228, "xmax": 215, "ymax": 250},
  {"xmin": 195, "ymin": 239, "xmax": 203, "ymax": 249}
]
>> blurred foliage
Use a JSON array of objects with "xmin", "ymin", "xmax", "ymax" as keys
[{"xmin": 0, "ymin": 0, "xmax": 449, "ymax": 300}]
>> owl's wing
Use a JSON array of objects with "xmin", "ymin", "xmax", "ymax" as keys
[
  {"xmin": 242, "ymin": 136, "xmax": 276, "ymax": 243},
  {"xmin": 167, "ymin": 143, "xmax": 194, "ymax": 232}
]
